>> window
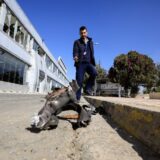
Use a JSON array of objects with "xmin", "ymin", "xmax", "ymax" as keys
[
  {"xmin": 38, "ymin": 47, "xmax": 45, "ymax": 57},
  {"xmin": 22, "ymin": 30, "xmax": 28, "ymax": 48},
  {"xmin": 3, "ymin": 59, "xmax": 11, "ymax": 82},
  {"xmin": 3, "ymin": 10, "xmax": 17, "ymax": 39},
  {"xmin": 53, "ymin": 63, "xmax": 58, "ymax": 74},
  {"xmin": 33, "ymin": 41, "xmax": 39, "ymax": 52},
  {"xmin": 45, "ymin": 55, "xmax": 52, "ymax": 70},
  {"xmin": 1, "ymin": 3, "xmax": 47, "ymax": 58},
  {"xmin": 0, "ymin": 49, "xmax": 27, "ymax": 85},
  {"xmin": 0, "ymin": 50, "xmax": 5, "ymax": 81},
  {"xmin": 9, "ymin": 15, "xmax": 17, "ymax": 38},
  {"xmin": 2, "ymin": 5, "xmax": 32, "ymax": 53},
  {"xmin": 9, "ymin": 61, "xmax": 16, "ymax": 83},
  {"xmin": 17, "ymin": 26, "xmax": 26, "ymax": 47},
  {"xmin": 58, "ymin": 70, "xmax": 63, "ymax": 79},
  {"xmin": 15, "ymin": 63, "xmax": 25, "ymax": 84},
  {"xmin": 3, "ymin": 10, "xmax": 11, "ymax": 34},
  {"xmin": 33, "ymin": 41, "xmax": 45, "ymax": 57}
]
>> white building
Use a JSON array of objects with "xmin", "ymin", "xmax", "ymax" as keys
[{"xmin": 0, "ymin": 0, "xmax": 69, "ymax": 93}]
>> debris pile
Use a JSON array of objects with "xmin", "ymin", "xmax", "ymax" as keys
[{"xmin": 31, "ymin": 80, "xmax": 95, "ymax": 130}]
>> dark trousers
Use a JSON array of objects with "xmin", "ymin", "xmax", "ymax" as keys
[{"xmin": 76, "ymin": 62, "xmax": 97, "ymax": 100}]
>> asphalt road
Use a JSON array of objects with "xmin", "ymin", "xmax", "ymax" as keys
[{"xmin": 0, "ymin": 93, "xmax": 159, "ymax": 160}]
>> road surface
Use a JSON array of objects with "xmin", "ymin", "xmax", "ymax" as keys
[{"xmin": 0, "ymin": 93, "xmax": 159, "ymax": 160}]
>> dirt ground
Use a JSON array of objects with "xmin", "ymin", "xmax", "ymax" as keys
[{"xmin": 0, "ymin": 93, "xmax": 159, "ymax": 160}]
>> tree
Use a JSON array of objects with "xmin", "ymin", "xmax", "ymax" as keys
[
  {"xmin": 108, "ymin": 51, "xmax": 157, "ymax": 94},
  {"xmin": 155, "ymin": 63, "xmax": 160, "ymax": 87},
  {"xmin": 95, "ymin": 64, "xmax": 108, "ymax": 81}
]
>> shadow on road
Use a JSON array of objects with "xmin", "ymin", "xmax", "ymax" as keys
[
  {"xmin": 25, "ymin": 125, "xmax": 58, "ymax": 134},
  {"xmin": 57, "ymin": 116, "xmax": 82, "ymax": 130},
  {"xmin": 98, "ymin": 106, "xmax": 160, "ymax": 160},
  {"xmin": 25, "ymin": 116, "xmax": 87, "ymax": 134},
  {"xmin": 25, "ymin": 127, "xmax": 42, "ymax": 133}
]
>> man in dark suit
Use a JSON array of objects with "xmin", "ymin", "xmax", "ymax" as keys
[{"xmin": 73, "ymin": 26, "xmax": 97, "ymax": 101}]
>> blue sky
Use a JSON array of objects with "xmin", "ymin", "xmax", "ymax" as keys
[{"xmin": 17, "ymin": 0, "xmax": 160, "ymax": 80}]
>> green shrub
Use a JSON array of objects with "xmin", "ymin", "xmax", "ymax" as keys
[{"xmin": 156, "ymin": 86, "xmax": 160, "ymax": 92}]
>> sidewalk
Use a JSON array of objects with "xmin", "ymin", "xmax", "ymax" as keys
[{"xmin": 85, "ymin": 96, "xmax": 160, "ymax": 155}]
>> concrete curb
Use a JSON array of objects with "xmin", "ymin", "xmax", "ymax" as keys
[
  {"xmin": 0, "ymin": 90, "xmax": 46, "ymax": 95},
  {"xmin": 85, "ymin": 96, "xmax": 160, "ymax": 154},
  {"xmin": 150, "ymin": 93, "xmax": 160, "ymax": 99}
]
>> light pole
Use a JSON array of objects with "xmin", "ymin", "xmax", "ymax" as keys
[
  {"xmin": 93, "ymin": 42, "xmax": 100, "ymax": 96},
  {"xmin": 94, "ymin": 42, "xmax": 100, "ymax": 45}
]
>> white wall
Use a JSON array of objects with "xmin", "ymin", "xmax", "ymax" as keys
[{"xmin": 0, "ymin": 31, "xmax": 31, "ymax": 66}]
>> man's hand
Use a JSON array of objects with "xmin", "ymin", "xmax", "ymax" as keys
[{"xmin": 74, "ymin": 56, "xmax": 79, "ymax": 62}]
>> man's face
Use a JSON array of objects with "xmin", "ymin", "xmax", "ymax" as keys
[{"xmin": 80, "ymin": 29, "xmax": 88, "ymax": 39}]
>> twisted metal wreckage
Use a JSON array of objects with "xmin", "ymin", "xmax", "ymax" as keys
[{"xmin": 31, "ymin": 80, "xmax": 96, "ymax": 130}]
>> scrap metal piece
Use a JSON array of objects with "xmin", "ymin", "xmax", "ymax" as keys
[{"xmin": 31, "ymin": 80, "xmax": 94, "ymax": 130}]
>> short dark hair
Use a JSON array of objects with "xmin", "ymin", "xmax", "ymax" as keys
[{"xmin": 79, "ymin": 26, "xmax": 87, "ymax": 32}]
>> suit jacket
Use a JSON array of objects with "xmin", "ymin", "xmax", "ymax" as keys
[{"xmin": 73, "ymin": 37, "xmax": 96, "ymax": 67}]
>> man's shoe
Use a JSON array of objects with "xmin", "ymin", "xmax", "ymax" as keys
[
  {"xmin": 77, "ymin": 100, "xmax": 80, "ymax": 103},
  {"xmin": 84, "ymin": 90, "xmax": 93, "ymax": 96}
]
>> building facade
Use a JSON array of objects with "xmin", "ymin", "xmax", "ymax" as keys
[{"xmin": 0, "ymin": 0, "xmax": 69, "ymax": 93}]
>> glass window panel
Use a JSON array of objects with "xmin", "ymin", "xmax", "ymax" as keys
[
  {"xmin": 33, "ymin": 41, "xmax": 39, "ymax": 51},
  {"xmin": 16, "ymin": 63, "xmax": 24, "ymax": 85},
  {"xmin": 46, "ymin": 55, "xmax": 51, "ymax": 69},
  {"xmin": 10, "ymin": 23, "xmax": 14, "ymax": 38},
  {"xmin": 19, "ymin": 67, "xmax": 23, "ymax": 84},
  {"xmin": 0, "ymin": 62, "xmax": 4, "ymax": 81},
  {"xmin": 3, "ymin": 61, "xmax": 11, "ymax": 82},
  {"xmin": 15, "ymin": 63, "xmax": 21, "ymax": 84},
  {"xmin": 0, "ymin": 50, "xmax": 27, "ymax": 85},
  {"xmin": 9, "ymin": 62, "xmax": 16, "ymax": 83},
  {"xmin": 0, "ymin": 52, "xmax": 5, "ymax": 81}
]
